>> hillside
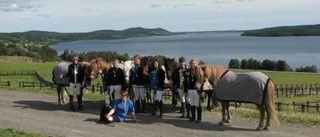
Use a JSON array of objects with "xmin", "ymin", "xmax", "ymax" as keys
[
  {"xmin": 0, "ymin": 27, "xmax": 175, "ymax": 46},
  {"xmin": 241, "ymin": 24, "xmax": 320, "ymax": 36}
]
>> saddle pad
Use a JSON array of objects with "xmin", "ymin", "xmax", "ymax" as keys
[{"xmin": 214, "ymin": 71, "xmax": 269, "ymax": 105}]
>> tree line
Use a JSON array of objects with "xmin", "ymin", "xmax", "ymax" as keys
[
  {"xmin": 228, "ymin": 58, "xmax": 318, "ymax": 73},
  {"xmin": 241, "ymin": 24, "xmax": 320, "ymax": 37}
]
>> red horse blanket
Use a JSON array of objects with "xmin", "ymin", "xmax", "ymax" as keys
[{"xmin": 214, "ymin": 71, "xmax": 269, "ymax": 105}]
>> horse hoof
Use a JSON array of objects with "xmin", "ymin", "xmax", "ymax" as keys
[
  {"xmin": 218, "ymin": 122, "xmax": 224, "ymax": 126},
  {"xmin": 263, "ymin": 127, "xmax": 270, "ymax": 130},
  {"xmin": 255, "ymin": 127, "xmax": 263, "ymax": 131},
  {"xmin": 225, "ymin": 120, "xmax": 231, "ymax": 123}
]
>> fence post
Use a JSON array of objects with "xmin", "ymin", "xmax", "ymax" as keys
[
  {"xmin": 306, "ymin": 101, "xmax": 309, "ymax": 112},
  {"xmin": 92, "ymin": 85, "xmax": 95, "ymax": 93},
  {"xmin": 301, "ymin": 103, "xmax": 305, "ymax": 112},
  {"xmin": 275, "ymin": 85, "xmax": 279, "ymax": 97},
  {"xmin": 285, "ymin": 84, "xmax": 288, "ymax": 97},
  {"xmin": 100, "ymin": 86, "xmax": 103, "ymax": 95},
  {"xmin": 292, "ymin": 101, "xmax": 295, "ymax": 111},
  {"xmin": 316, "ymin": 104, "xmax": 319, "ymax": 113},
  {"xmin": 7, "ymin": 81, "xmax": 11, "ymax": 86},
  {"xmin": 301, "ymin": 84, "xmax": 304, "ymax": 96},
  {"xmin": 277, "ymin": 102, "xmax": 281, "ymax": 111}
]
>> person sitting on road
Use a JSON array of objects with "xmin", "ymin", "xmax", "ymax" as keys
[{"xmin": 105, "ymin": 90, "xmax": 139, "ymax": 123}]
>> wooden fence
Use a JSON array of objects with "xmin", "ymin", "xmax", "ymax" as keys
[
  {"xmin": 0, "ymin": 81, "xmax": 11, "ymax": 87},
  {"xmin": 274, "ymin": 83, "xmax": 320, "ymax": 97},
  {"xmin": 0, "ymin": 70, "xmax": 36, "ymax": 76}
]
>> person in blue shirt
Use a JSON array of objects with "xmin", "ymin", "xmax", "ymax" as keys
[{"xmin": 106, "ymin": 90, "xmax": 139, "ymax": 123}]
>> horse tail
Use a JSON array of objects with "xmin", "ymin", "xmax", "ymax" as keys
[{"xmin": 265, "ymin": 79, "xmax": 280, "ymax": 124}]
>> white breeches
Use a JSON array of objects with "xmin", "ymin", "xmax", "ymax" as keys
[
  {"xmin": 132, "ymin": 85, "xmax": 146, "ymax": 101},
  {"xmin": 69, "ymin": 83, "xmax": 81, "ymax": 96},
  {"xmin": 178, "ymin": 88, "xmax": 190, "ymax": 104},
  {"xmin": 188, "ymin": 89, "xmax": 200, "ymax": 107},
  {"xmin": 151, "ymin": 89, "xmax": 163, "ymax": 101}
]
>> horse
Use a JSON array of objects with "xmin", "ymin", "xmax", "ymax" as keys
[
  {"xmin": 52, "ymin": 61, "xmax": 92, "ymax": 105},
  {"xmin": 163, "ymin": 58, "xmax": 180, "ymax": 107},
  {"xmin": 120, "ymin": 60, "xmax": 134, "ymax": 85},
  {"xmin": 52, "ymin": 62, "xmax": 70, "ymax": 105},
  {"xmin": 89, "ymin": 58, "xmax": 111, "ymax": 89},
  {"xmin": 194, "ymin": 65, "xmax": 280, "ymax": 130}
]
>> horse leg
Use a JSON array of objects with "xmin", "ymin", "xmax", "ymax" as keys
[
  {"xmin": 256, "ymin": 105, "xmax": 265, "ymax": 131},
  {"xmin": 219, "ymin": 101, "xmax": 227, "ymax": 125},
  {"xmin": 263, "ymin": 105, "xmax": 271, "ymax": 130},
  {"xmin": 57, "ymin": 85, "xmax": 62, "ymax": 105},
  {"xmin": 225, "ymin": 102, "xmax": 231, "ymax": 123}
]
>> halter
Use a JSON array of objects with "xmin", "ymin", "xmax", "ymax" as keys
[{"xmin": 90, "ymin": 59, "xmax": 103, "ymax": 79}]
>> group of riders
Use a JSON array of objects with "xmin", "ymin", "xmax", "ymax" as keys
[{"xmin": 59, "ymin": 54, "xmax": 217, "ymax": 124}]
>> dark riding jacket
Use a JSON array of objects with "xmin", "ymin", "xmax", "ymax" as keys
[
  {"xmin": 187, "ymin": 67, "xmax": 197, "ymax": 90},
  {"xmin": 172, "ymin": 66, "xmax": 188, "ymax": 92},
  {"xmin": 106, "ymin": 67, "xmax": 125, "ymax": 86},
  {"xmin": 149, "ymin": 68, "xmax": 165, "ymax": 90},
  {"xmin": 65, "ymin": 63, "xmax": 84, "ymax": 84},
  {"xmin": 130, "ymin": 65, "xmax": 148, "ymax": 86}
]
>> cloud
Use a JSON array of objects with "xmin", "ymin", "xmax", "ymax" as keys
[
  {"xmin": 212, "ymin": 0, "xmax": 257, "ymax": 4},
  {"xmin": 151, "ymin": 4, "xmax": 163, "ymax": 8},
  {"xmin": 37, "ymin": 14, "xmax": 51, "ymax": 17},
  {"xmin": 0, "ymin": 0, "xmax": 41, "ymax": 12}
]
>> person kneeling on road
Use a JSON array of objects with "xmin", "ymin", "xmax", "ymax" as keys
[{"xmin": 105, "ymin": 90, "xmax": 140, "ymax": 123}]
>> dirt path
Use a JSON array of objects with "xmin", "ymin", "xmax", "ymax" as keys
[{"xmin": 0, "ymin": 89, "xmax": 318, "ymax": 137}]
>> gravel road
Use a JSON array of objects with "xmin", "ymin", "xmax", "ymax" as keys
[{"xmin": 0, "ymin": 89, "xmax": 318, "ymax": 137}]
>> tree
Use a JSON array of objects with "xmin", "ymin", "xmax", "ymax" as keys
[
  {"xmin": 275, "ymin": 60, "xmax": 291, "ymax": 71},
  {"xmin": 262, "ymin": 59, "xmax": 275, "ymax": 70},
  {"xmin": 228, "ymin": 59, "xmax": 240, "ymax": 69},
  {"xmin": 240, "ymin": 59, "xmax": 248, "ymax": 69}
]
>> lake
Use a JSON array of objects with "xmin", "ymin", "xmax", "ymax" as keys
[{"xmin": 51, "ymin": 32, "xmax": 320, "ymax": 70}]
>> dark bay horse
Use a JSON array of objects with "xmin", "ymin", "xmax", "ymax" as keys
[
  {"xmin": 163, "ymin": 58, "xmax": 180, "ymax": 106},
  {"xmin": 194, "ymin": 65, "xmax": 279, "ymax": 130}
]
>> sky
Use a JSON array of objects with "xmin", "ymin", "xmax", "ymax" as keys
[{"xmin": 0, "ymin": 0, "xmax": 319, "ymax": 33}]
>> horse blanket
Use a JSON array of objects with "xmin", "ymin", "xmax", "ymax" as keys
[
  {"xmin": 214, "ymin": 71, "xmax": 269, "ymax": 105},
  {"xmin": 52, "ymin": 62, "xmax": 71, "ymax": 86}
]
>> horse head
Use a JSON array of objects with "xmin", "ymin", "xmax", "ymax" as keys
[
  {"xmin": 122, "ymin": 60, "xmax": 134, "ymax": 84},
  {"xmin": 195, "ymin": 65, "xmax": 206, "ymax": 90},
  {"xmin": 140, "ymin": 56, "xmax": 154, "ymax": 76},
  {"xmin": 164, "ymin": 57, "xmax": 179, "ymax": 81},
  {"xmin": 80, "ymin": 62, "xmax": 92, "ymax": 87},
  {"xmin": 90, "ymin": 58, "xmax": 110, "ymax": 81}
]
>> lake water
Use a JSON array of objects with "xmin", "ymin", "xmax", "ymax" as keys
[{"xmin": 51, "ymin": 32, "xmax": 320, "ymax": 70}]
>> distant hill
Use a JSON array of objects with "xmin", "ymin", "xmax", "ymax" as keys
[
  {"xmin": 0, "ymin": 27, "xmax": 175, "ymax": 45},
  {"xmin": 241, "ymin": 24, "xmax": 320, "ymax": 37}
]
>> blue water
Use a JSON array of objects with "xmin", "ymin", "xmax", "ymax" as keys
[{"xmin": 51, "ymin": 32, "xmax": 320, "ymax": 70}]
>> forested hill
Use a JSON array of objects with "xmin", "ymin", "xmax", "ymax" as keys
[
  {"xmin": 0, "ymin": 27, "xmax": 175, "ymax": 45},
  {"xmin": 241, "ymin": 24, "xmax": 320, "ymax": 36}
]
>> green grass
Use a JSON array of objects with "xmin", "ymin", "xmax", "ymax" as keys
[{"xmin": 0, "ymin": 128, "xmax": 45, "ymax": 137}]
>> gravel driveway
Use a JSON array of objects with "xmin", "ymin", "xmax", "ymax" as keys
[{"xmin": 0, "ymin": 89, "xmax": 318, "ymax": 137}]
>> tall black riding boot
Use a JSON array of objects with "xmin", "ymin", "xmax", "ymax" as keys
[
  {"xmin": 77, "ymin": 95, "xmax": 84, "ymax": 110},
  {"xmin": 135, "ymin": 99, "xmax": 141, "ymax": 113},
  {"xmin": 179, "ymin": 102, "xmax": 186, "ymax": 118},
  {"xmin": 152, "ymin": 100, "xmax": 159, "ymax": 115},
  {"xmin": 186, "ymin": 103, "xmax": 191, "ymax": 118},
  {"xmin": 99, "ymin": 104, "xmax": 107, "ymax": 122},
  {"xmin": 69, "ymin": 95, "xmax": 75, "ymax": 111},
  {"xmin": 141, "ymin": 99, "xmax": 146, "ymax": 113},
  {"xmin": 196, "ymin": 107, "xmax": 202, "ymax": 123},
  {"xmin": 159, "ymin": 100, "xmax": 164, "ymax": 117},
  {"xmin": 189, "ymin": 106, "xmax": 196, "ymax": 122}
]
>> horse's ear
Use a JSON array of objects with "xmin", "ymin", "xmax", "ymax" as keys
[
  {"xmin": 171, "ymin": 58, "xmax": 175, "ymax": 61},
  {"xmin": 201, "ymin": 66, "xmax": 207, "ymax": 71}
]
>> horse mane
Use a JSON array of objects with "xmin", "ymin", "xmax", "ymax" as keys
[{"xmin": 203, "ymin": 65, "xmax": 228, "ymax": 86}]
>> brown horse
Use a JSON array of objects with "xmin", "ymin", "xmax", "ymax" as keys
[
  {"xmin": 89, "ymin": 58, "xmax": 111, "ymax": 88},
  {"xmin": 194, "ymin": 65, "xmax": 279, "ymax": 130}
]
